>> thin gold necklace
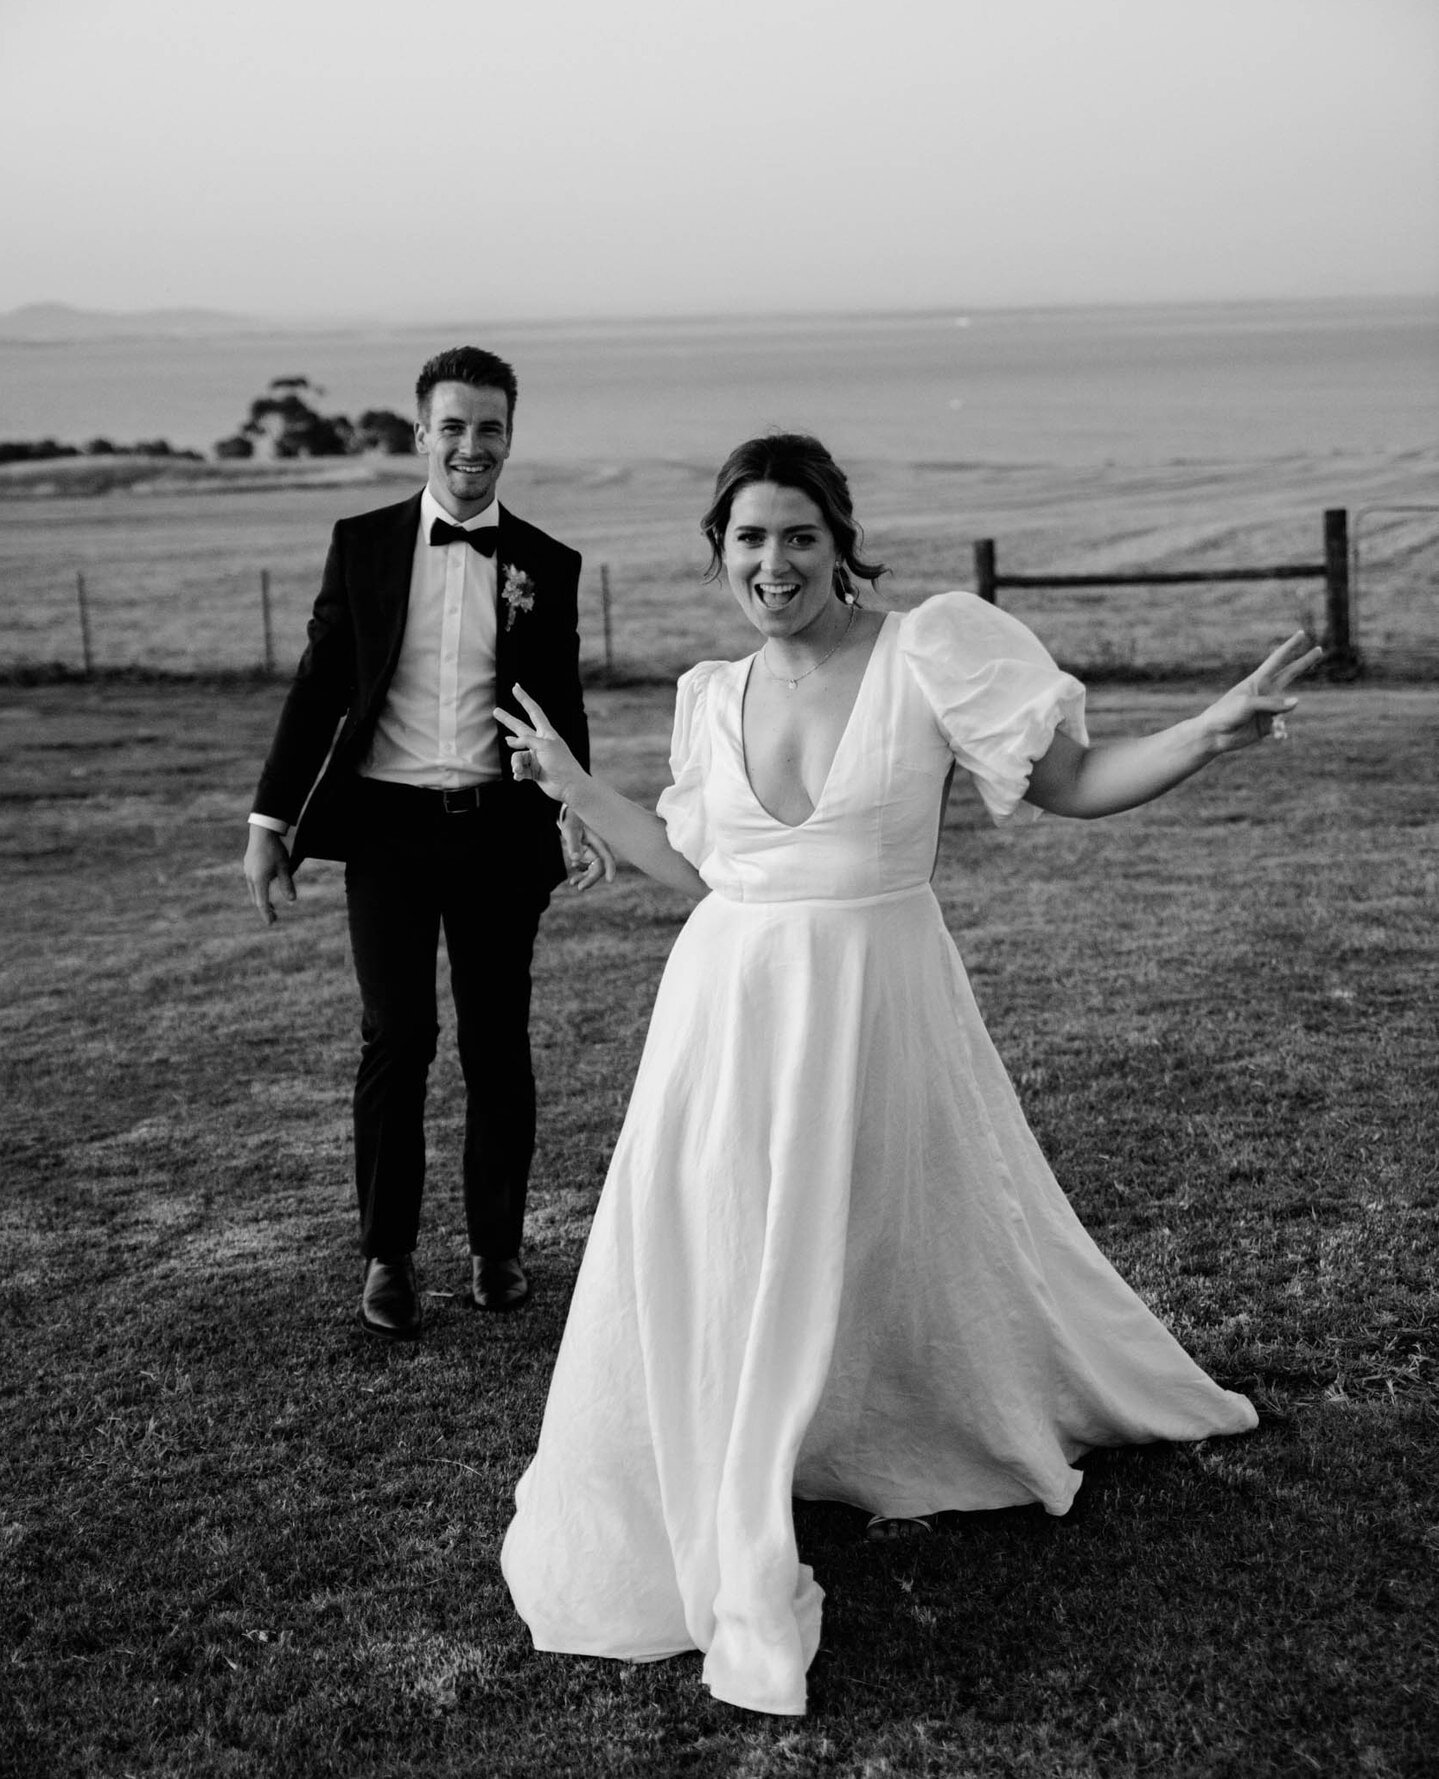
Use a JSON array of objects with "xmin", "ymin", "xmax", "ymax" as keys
[{"xmin": 760, "ymin": 603, "xmax": 856, "ymax": 692}]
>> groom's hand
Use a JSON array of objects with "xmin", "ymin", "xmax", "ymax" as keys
[
  {"xmin": 559, "ymin": 805, "xmax": 616, "ymax": 892},
  {"xmin": 244, "ymin": 825, "xmax": 297, "ymax": 926}
]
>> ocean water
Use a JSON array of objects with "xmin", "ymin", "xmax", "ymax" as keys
[{"xmin": 0, "ymin": 297, "xmax": 1435, "ymax": 467}]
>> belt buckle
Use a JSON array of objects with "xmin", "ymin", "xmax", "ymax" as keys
[{"xmin": 440, "ymin": 786, "xmax": 477, "ymax": 815}]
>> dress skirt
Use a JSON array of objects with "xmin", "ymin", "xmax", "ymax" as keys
[{"xmin": 501, "ymin": 880, "xmax": 1256, "ymax": 1716}]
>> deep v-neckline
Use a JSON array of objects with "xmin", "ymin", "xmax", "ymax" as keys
[{"xmin": 737, "ymin": 616, "xmax": 891, "ymax": 831}]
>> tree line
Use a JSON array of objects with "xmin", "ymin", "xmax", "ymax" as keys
[
  {"xmin": 214, "ymin": 376, "xmax": 412, "ymax": 459},
  {"xmin": 1, "ymin": 376, "xmax": 416, "ymax": 467},
  {"xmin": 0, "ymin": 437, "xmax": 202, "ymax": 465}
]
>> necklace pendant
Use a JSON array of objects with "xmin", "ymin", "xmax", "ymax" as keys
[{"xmin": 760, "ymin": 603, "xmax": 857, "ymax": 693}]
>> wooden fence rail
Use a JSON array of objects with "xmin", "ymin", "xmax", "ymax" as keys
[
  {"xmin": 54, "ymin": 523, "xmax": 1372, "ymax": 679},
  {"xmin": 973, "ymin": 508, "xmax": 1357, "ymax": 672}
]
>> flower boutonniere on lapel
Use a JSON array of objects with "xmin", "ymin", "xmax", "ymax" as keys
[{"xmin": 500, "ymin": 564, "xmax": 537, "ymax": 632}]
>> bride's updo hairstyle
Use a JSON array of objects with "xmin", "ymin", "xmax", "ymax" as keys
[{"xmin": 701, "ymin": 433, "xmax": 888, "ymax": 604}]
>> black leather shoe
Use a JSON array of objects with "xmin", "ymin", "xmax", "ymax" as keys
[
  {"xmin": 471, "ymin": 1254, "xmax": 531, "ymax": 1312},
  {"xmin": 360, "ymin": 1255, "xmax": 422, "ymax": 1339}
]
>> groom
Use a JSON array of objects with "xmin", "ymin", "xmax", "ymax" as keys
[{"xmin": 243, "ymin": 346, "xmax": 601, "ymax": 1338}]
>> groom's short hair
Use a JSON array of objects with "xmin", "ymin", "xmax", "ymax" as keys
[{"xmin": 416, "ymin": 347, "xmax": 518, "ymax": 426}]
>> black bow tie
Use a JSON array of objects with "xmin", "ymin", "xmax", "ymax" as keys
[{"xmin": 430, "ymin": 517, "xmax": 498, "ymax": 556}]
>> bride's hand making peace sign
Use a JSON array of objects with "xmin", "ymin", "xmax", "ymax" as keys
[
  {"xmin": 497, "ymin": 685, "xmax": 586, "ymax": 801},
  {"xmin": 1197, "ymin": 631, "xmax": 1324, "ymax": 753},
  {"xmin": 498, "ymin": 686, "xmax": 616, "ymax": 890}
]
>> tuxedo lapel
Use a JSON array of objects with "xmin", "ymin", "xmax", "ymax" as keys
[
  {"xmin": 370, "ymin": 493, "xmax": 424, "ymax": 692},
  {"xmin": 494, "ymin": 504, "xmax": 524, "ymax": 683},
  {"xmin": 494, "ymin": 504, "xmax": 547, "ymax": 748}
]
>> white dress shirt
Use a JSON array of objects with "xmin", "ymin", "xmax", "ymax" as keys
[
  {"xmin": 363, "ymin": 487, "xmax": 502, "ymax": 788},
  {"xmin": 249, "ymin": 488, "xmax": 502, "ymax": 836}
]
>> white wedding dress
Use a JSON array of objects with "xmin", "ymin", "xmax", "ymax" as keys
[{"xmin": 501, "ymin": 592, "xmax": 1257, "ymax": 1717}]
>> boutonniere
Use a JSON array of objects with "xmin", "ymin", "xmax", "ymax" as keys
[{"xmin": 500, "ymin": 564, "xmax": 536, "ymax": 632}]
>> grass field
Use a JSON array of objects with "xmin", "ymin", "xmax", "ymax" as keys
[
  {"xmin": 2, "ymin": 671, "xmax": 1436, "ymax": 1777},
  {"xmin": 2, "ymin": 445, "xmax": 1437, "ymax": 682}
]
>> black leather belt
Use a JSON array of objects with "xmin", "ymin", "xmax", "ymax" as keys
[
  {"xmin": 438, "ymin": 785, "xmax": 491, "ymax": 814},
  {"xmin": 361, "ymin": 779, "xmax": 508, "ymax": 816}
]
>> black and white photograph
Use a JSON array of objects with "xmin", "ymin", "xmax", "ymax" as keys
[{"xmin": 2, "ymin": 1, "xmax": 1436, "ymax": 1773}]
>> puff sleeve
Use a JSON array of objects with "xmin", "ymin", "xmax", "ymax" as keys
[
  {"xmin": 655, "ymin": 661, "xmax": 720, "ymax": 869},
  {"xmin": 899, "ymin": 592, "xmax": 1088, "ymax": 825}
]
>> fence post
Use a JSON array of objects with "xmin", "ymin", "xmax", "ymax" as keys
[
  {"xmin": 260, "ymin": 569, "xmax": 275, "ymax": 674},
  {"xmin": 1322, "ymin": 508, "xmax": 1356, "ymax": 673},
  {"xmin": 973, "ymin": 539, "xmax": 997, "ymax": 605},
  {"xmin": 600, "ymin": 563, "xmax": 614, "ymax": 676},
  {"xmin": 75, "ymin": 571, "xmax": 94, "ymax": 676}
]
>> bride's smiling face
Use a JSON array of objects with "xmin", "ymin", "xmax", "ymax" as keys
[{"xmin": 723, "ymin": 483, "xmax": 841, "ymax": 642}]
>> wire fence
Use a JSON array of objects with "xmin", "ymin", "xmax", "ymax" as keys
[{"xmin": 4, "ymin": 510, "xmax": 1437, "ymax": 684}]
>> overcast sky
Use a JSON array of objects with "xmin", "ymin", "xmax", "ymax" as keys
[{"xmin": 2, "ymin": 0, "xmax": 1435, "ymax": 320}]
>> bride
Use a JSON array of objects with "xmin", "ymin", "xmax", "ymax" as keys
[{"xmin": 496, "ymin": 433, "xmax": 1318, "ymax": 1717}]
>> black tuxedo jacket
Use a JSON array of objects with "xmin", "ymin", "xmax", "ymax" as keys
[{"xmin": 252, "ymin": 492, "xmax": 589, "ymax": 886}]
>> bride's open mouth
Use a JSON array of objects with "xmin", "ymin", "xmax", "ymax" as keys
[{"xmin": 755, "ymin": 581, "xmax": 800, "ymax": 610}]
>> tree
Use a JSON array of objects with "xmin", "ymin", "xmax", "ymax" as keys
[
  {"xmin": 356, "ymin": 408, "xmax": 415, "ymax": 455},
  {"xmin": 220, "ymin": 377, "xmax": 414, "ymax": 460},
  {"xmin": 242, "ymin": 388, "xmax": 351, "ymax": 458}
]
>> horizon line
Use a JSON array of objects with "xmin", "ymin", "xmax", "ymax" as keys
[{"xmin": 2, "ymin": 287, "xmax": 1436, "ymax": 335}]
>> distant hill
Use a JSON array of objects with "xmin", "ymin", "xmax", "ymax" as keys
[{"xmin": 0, "ymin": 302, "xmax": 259, "ymax": 341}]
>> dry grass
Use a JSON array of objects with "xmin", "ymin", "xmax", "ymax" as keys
[
  {"xmin": 2, "ymin": 677, "xmax": 1437, "ymax": 1777},
  {"xmin": 2, "ymin": 448, "xmax": 1436, "ymax": 681}
]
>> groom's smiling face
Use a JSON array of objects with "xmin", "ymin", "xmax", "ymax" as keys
[{"xmin": 415, "ymin": 380, "xmax": 512, "ymax": 519}]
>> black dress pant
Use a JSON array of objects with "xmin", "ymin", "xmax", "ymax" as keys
[{"xmin": 344, "ymin": 781, "xmax": 551, "ymax": 1262}]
